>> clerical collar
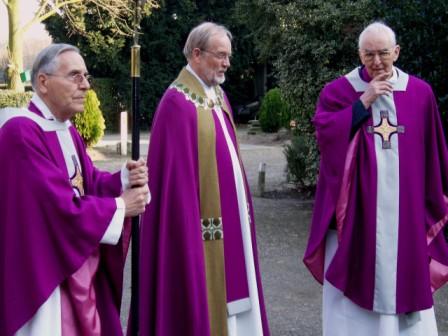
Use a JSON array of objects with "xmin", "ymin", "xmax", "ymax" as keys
[
  {"xmin": 31, "ymin": 93, "xmax": 70, "ymax": 126},
  {"xmin": 186, "ymin": 64, "xmax": 217, "ymax": 101},
  {"xmin": 359, "ymin": 65, "xmax": 399, "ymax": 83}
]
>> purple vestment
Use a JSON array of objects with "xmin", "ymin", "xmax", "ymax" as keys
[
  {"xmin": 304, "ymin": 67, "xmax": 448, "ymax": 314},
  {"xmin": 0, "ymin": 103, "xmax": 130, "ymax": 336},
  {"xmin": 136, "ymin": 76, "xmax": 269, "ymax": 335}
]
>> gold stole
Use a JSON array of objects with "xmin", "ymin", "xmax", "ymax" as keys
[{"xmin": 171, "ymin": 68, "xmax": 237, "ymax": 336}]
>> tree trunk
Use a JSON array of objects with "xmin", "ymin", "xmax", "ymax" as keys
[{"xmin": 6, "ymin": 0, "xmax": 25, "ymax": 92}]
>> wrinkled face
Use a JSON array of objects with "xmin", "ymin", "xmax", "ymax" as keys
[
  {"xmin": 194, "ymin": 33, "xmax": 232, "ymax": 86},
  {"xmin": 359, "ymin": 32, "xmax": 400, "ymax": 79},
  {"xmin": 37, "ymin": 51, "xmax": 90, "ymax": 121}
]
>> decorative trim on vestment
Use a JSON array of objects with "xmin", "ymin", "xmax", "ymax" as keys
[
  {"xmin": 170, "ymin": 81, "xmax": 225, "ymax": 110},
  {"xmin": 367, "ymin": 110, "xmax": 405, "ymax": 150},
  {"xmin": 0, "ymin": 107, "xmax": 67, "ymax": 131},
  {"xmin": 173, "ymin": 68, "xmax": 229, "ymax": 336},
  {"xmin": 201, "ymin": 217, "xmax": 223, "ymax": 241},
  {"xmin": 70, "ymin": 155, "xmax": 85, "ymax": 196}
]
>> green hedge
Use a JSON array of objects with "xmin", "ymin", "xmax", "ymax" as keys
[{"xmin": 0, "ymin": 90, "xmax": 33, "ymax": 108}]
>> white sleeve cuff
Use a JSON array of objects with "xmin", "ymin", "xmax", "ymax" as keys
[
  {"xmin": 121, "ymin": 163, "xmax": 130, "ymax": 190},
  {"xmin": 100, "ymin": 197, "xmax": 125, "ymax": 245}
]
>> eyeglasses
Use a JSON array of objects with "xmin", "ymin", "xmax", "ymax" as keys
[
  {"xmin": 201, "ymin": 49, "xmax": 232, "ymax": 61},
  {"xmin": 46, "ymin": 72, "xmax": 93, "ymax": 85},
  {"xmin": 361, "ymin": 48, "xmax": 395, "ymax": 62}
]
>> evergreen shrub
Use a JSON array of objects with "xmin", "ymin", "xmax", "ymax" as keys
[
  {"xmin": 73, "ymin": 89, "xmax": 105, "ymax": 147},
  {"xmin": 284, "ymin": 130, "xmax": 319, "ymax": 194},
  {"xmin": 0, "ymin": 90, "xmax": 33, "ymax": 108},
  {"xmin": 258, "ymin": 88, "xmax": 289, "ymax": 133}
]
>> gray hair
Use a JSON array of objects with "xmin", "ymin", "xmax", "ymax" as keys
[
  {"xmin": 183, "ymin": 22, "xmax": 232, "ymax": 60},
  {"xmin": 358, "ymin": 21, "xmax": 396, "ymax": 49},
  {"xmin": 31, "ymin": 43, "xmax": 80, "ymax": 89}
]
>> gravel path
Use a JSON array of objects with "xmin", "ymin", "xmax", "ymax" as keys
[{"xmin": 91, "ymin": 127, "xmax": 448, "ymax": 335}]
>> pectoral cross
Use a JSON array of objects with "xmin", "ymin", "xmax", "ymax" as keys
[
  {"xmin": 70, "ymin": 155, "xmax": 85, "ymax": 196},
  {"xmin": 367, "ymin": 110, "xmax": 405, "ymax": 149}
]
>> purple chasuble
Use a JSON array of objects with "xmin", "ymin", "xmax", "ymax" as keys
[
  {"xmin": 0, "ymin": 103, "xmax": 130, "ymax": 336},
  {"xmin": 304, "ymin": 66, "xmax": 448, "ymax": 314},
  {"xmin": 136, "ymin": 76, "xmax": 269, "ymax": 335}
]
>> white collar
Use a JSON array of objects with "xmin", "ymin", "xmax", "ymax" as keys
[
  {"xmin": 185, "ymin": 64, "xmax": 217, "ymax": 100},
  {"xmin": 31, "ymin": 93, "xmax": 71, "ymax": 127}
]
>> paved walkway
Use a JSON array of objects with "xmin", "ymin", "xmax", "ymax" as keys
[{"xmin": 92, "ymin": 128, "xmax": 448, "ymax": 335}]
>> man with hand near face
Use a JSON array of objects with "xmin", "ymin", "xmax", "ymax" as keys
[
  {"xmin": 0, "ymin": 43, "xmax": 150, "ymax": 336},
  {"xmin": 304, "ymin": 22, "xmax": 448, "ymax": 336}
]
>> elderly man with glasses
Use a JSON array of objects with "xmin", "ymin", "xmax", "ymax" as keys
[
  {"xmin": 304, "ymin": 21, "xmax": 448, "ymax": 336},
  {"xmin": 0, "ymin": 43, "xmax": 150, "ymax": 336},
  {"xmin": 135, "ymin": 22, "xmax": 270, "ymax": 336}
]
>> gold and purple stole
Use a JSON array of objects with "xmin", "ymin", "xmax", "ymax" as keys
[{"xmin": 170, "ymin": 68, "xmax": 239, "ymax": 335}]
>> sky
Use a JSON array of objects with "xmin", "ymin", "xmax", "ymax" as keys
[{"xmin": 0, "ymin": 0, "xmax": 50, "ymax": 44}]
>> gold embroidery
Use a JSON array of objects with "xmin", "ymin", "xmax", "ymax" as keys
[
  {"xmin": 367, "ymin": 110, "xmax": 405, "ymax": 149},
  {"xmin": 201, "ymin": 217, "xmax": 223, "ymax": 241},
  {"xmin": 70, "ymin": 155, "xmax": 85, "ymax": 196}
]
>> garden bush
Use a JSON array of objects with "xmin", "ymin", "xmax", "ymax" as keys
[
  {"xmin": 0, "ymin": 90, "xmax": 33, "ymax": 108},
  {"xmin": 73, "ymin": 89, "xmax": 105, "ymax": 147},
  {"xmin": 258, "ymin": 88, "xmax": 289, "ymax": 133},
  {"xmin": 284, "ymin": 130, "xmax": 319, "ymax": 195}
]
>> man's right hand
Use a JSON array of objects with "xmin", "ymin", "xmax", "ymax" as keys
[
  {"xmin": 121, "ymin": 184, "xmax": 150, "ymax": 217},
  {"xmin": 360, "ymin": 72, "xmax": 393, "ymax": 109}
]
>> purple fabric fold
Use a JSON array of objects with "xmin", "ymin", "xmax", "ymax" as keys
[
  {"xmin": 0, "ymin": 104, "xmax": 128, "ymax": 336},
  {"xmin": 137, "ymin": 85, "xmax": 269, "ymax": 335},
  {"xmin": 304, "ymin": 69, "xmax": 448, "ymax": 314},
  {"xmin": 335, "ymin": 131, "xmax": 361, "ymax": 241}
]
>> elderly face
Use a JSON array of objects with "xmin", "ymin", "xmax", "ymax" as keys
[
  {"xmin": 194, "ymin": 33, "xmax": 232, "ymax": 86},
  {"xmin": 37, "ymin": 50, "xmax": 90, "ymax": 121},
  {"xmin": 359, "ymin": 32, "xmax": 400, "ymax": 79}
]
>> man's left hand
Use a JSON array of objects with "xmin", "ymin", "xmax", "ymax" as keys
[{"xmin": 126, "ymin": 158, "xmax": 148, "ymax": 188}]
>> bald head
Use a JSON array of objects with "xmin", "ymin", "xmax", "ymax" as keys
[
  {"xmin": 358, "ymin": 22, "xmax": 396, "ymax": 49},
  {"xmin": 358, "ymin": 21, "xmax": 400, "ymax": 79}
]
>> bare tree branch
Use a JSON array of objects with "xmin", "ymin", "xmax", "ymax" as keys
[
  {"xmin": 20, "ymin": 0, "xmax": 144, "ymax": 37},
  {"xmin": 20, "ymin": 0, "xmax": 82, "ymax": 34},
  {"xmin": 34, "ymin": 0, "xmax": 51, "ymax": 20}
]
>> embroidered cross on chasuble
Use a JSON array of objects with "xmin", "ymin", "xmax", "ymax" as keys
[
  {"xmin": 70, "ymin": 155, "xmax": 85, "ymax": 196},
  {"xmin": 368, "ymin": 110, "xmax": 405, "ymax": 149}
]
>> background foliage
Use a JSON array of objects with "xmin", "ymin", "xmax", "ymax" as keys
[
  {"xmin": 240, "ymin": 0, "xmax": 448, "ymax": 191},
  {"xmin": 45, "ymin": 0, "xmax": 260, "ymax": 130},
  {"xmin": 72, "ymin": 89, "xmax": 106, "ymax": 147},
  {"xmin": 91, "ymin": 78, "xmax": 122, "ymax": 131},
  {"xmin": 40, "ymin": 0, "xmax": 448, "ymax": 192},
  {"xmin": 257, "ymin": 0, "xmax": 376, "ymax": 189},
  {"xmin": 258, "ymin": 88, "xmax": 289, "ymax": 133},
  {"xmin": 0, "ymin": 91, "xmax": 33, "ymax": 108},
  {"xmin": 378, "ymin": 0, "xmax": 448, "ymax": 127}
]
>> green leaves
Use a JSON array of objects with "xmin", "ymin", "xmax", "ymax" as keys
[
  {"xmin": 258, "ymin": 88, "xmax": 289, "ymax": 133},
  {"xmin": 73, "ymin": 89, "xmax": 106, "ymax": 147}
]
